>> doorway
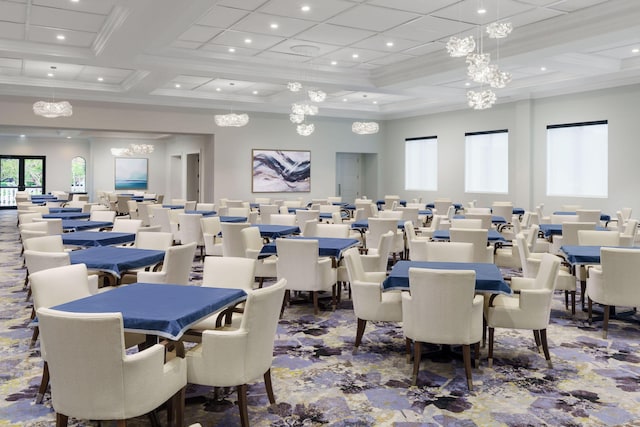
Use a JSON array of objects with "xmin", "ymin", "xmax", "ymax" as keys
[
  {"xmin": 335, "ymin": 153, "xmax": 378, "ymax": 202},
  {"xmin": 0, "ymin": 155, "xmax": 46, "ymax": 208}
]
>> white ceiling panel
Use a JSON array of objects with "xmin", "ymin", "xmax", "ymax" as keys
[
  {"xmin": 295, "ymin": 23, "xmax": 374, "ymax": 45},
  {"xmin": 210, "ymin": 30, "xmax": 284, "ymax": 50},
  {"xmin": 325, "ymin": 46, "xmax": 389, "ymax": 63},
  {"xmin": 549, "ymin": 0, "xmax": 610, "ymax": 12},
  {"xmin": 368, "ymin": 53, "xmax": 414, "ymax": 66},
  {"xmin": 384, "ymin": 15, "xmax": 475, "ymax": 42},
  {"xmin": 29, "ymin": 5, "xmax": 106, "ymax": 32},
  {"xmin": 350, "ymin": 34, "xmax": 424, "ymax": 53},
  {"xmin": 367, "ymin": 0, "xmax": 461, "ymax": 15},
  {"xmin": 27, "ymin": 26, "xmax": 94, "ymax": 47},
  {"xmin": 23, "ymin": 60, "xmax": 83, "ymax": 79},
  {"xmin": 268, "ymin": 39, "xmax": 340, "ymax": 57},
  {"xmin": 199, "ymin": 44, "xmax": 260, "ymax": 57},
  {"xmin": 32, "ymin": 0, "xmax": 116, "ymax": 15},
  {"xmin": 197, "ymin": 5, "xmax": 249, "ymax": 28},
  {"xmin": 0, "ymin": 1, "xmax": 27, "ymax": 23},
  {"xmin": 259, "ymin": 0, "xmax": 356, "ymax": 22},
  {"xmin": 327, "ymin": 4, "xmax": 420, "ymax": 32},
  {"xmin": 232, "ymin": 13, "xmax": 316, "ymax": 37},
  {"xmin": 217, "ymin": 0, "xmax": 269, "ymax": 11},
  {"xmin": 178, "ymin": 25, "xmax": 222, "ymax": 43},
  {"xmin": 0, "ymin": 21, "xmax": 23, "ymax": 40},
  {"xmin": 432, "ymin": 0, "xmax": 535, "ymax": 25},
  {"xmin": 170, "ymin": 40, "xmax": 203, "ymax": 50}
]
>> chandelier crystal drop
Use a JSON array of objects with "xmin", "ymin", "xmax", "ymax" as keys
[
  {"xmin": 110, "ymin": 144, "xmax": 155, "ymax": 156},
  {"xmin": 287, "ymin": 81, "xmax": 302, "ymax": 92},
  {"xmin": 296, "ymin": 123, "xmax": 315, "ymax": 136},
  {"xmin": 214, "ymin": 113, "xmax": 249, "ymax": 127},
  {"xmin": 487, "ymin": 68, "xmax": 512, "ymax": 89},
  {"xmin": 486, "ymin": 22, "xmax": 513, "ymax": 39},
  {"xmin": 446, "ymin": 36, "xmax": 476, "ymax": 57},
  {"xmin": 291, "ymin": 103, "xmax": 318, "ymax": 116},
  {"xmin": 33, "ymin": 100, "xmax": 73, "ymax": 118},
  {"xmin": 467, "ymin": 89, "xmax": 497, "ymax": 110},
  {"xmin": 307, "ymin": 89, "xmax": 326, "ymax": 102},
  {"xmin": 289, "ymin": 113, "xmax": 305, "ymax": 124},
  {"xmin": 352, "ymin": 121, "xmax": 379, "ymax": 135}
]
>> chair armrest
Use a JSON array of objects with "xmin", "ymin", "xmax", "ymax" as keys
[
  {"xmin": 245, "ymin": 248, "xmax": 260, "ymax": 260},
  {"xmin": 137, "ymin": 271, "xmax": 168, "ymax": 284},
  {"xmin": 519, "ymin": 288, "xmax": 552, "ymax": 311},
  {"xmin": 509, "ymin": 277, "xmax": 538, "ymax": 291}
]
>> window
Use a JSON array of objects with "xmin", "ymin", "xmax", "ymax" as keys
[
  {"xmin": 405, "ymin": 136, "xmax": 437, "ymax": 191},
  {"xmin": 465, "ymin": 130, "xmax": 508, "ymax": 194},
  {"xmin": 546, "ymin": 121, "xmax": 608, "ymax": 198},
  {"xmin": 71, "ymin": 156, "xmax": 86, "ymax": 193}
]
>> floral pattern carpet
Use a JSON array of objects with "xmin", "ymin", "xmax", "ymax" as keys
[{"xmin": 2, "ymin": 210, "xmax": 640, "ymax": 426}]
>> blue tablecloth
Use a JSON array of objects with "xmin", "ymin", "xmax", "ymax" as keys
[
  {"xmin": 426, "ymin": 202, "xmax": 463, "ymax": 210},
  {"xmin": 162, "ymin": 204, "xmax": 184, "ymax": 209},
  {"xmin": 51, "ymin": 283, "xmax": 247, "ymax": 340},
  {"xmin": 539, "ymin": 224, "xmax": 606, "ymax": 237},
  {"xmin": 48, "ymin": 207, "xmax": 82, "ymax": 213},
  {"xmin": 256, "ymin": 225, "xmax": 300, "ymax": 238},
  {"xmin": 432, "ymin": 229, "xmax": 506, "ymax": 242},
  {"xmin": 453, "ymin": 215, "xmax": 507, "ymax": 224},
  {"xmin": 44, "ymin": 212, "xmax": 91, "ymax": 220},
  {"xmin": 382, "ymin": 261, "xmax": 511, "ymax": 294},
  {"xmin": 131, "ymin": 196, "xmax": 156, "ymax": 202},
  {"xmin": 553, "ymin": 211, "xmax": 611, "ymax": 222},
  {"xmin": 185, "ymin": 210, "xmax": 216, "ymax": 217},
  {"xmin": 260, "ymin": 237, "xmax": 360, "ymax": 258},
  {"xmin": 62, "ymin": 220, "xmax": 113, "ymax": 231},
  {"xmin": 376, "ymin": 200, "xmax": 407, "ymax": 208},
  {"xmin": 219, "ymin": 216, "xmax": 247, "ymax": 223},
  {"xmin": 62, "ymin": 231, "xmax": 135, "ymax": 247},
  {"xmin": 560, "ymin": 245, "xmax": 602, "ymax": 265},
  {"xmin": 351, "ymin": 219, "xmax": 405, "ymax": 229},
  {"xmin": 69, "ymin": 246, "xmax": 165, "ymax": 278},
  {"xmin": 513, "ymin": 208, "xmax": 525, "ymax": 215}
]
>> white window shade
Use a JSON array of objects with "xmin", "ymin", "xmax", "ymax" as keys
[
  {"xmin": 405, "ymin": 137, "xmax": 437, "ymax": 191},
  {"xmin": 546, "ymin": 121, "xmax": 608, "ymax": 198},
  {"xmin": 465, "ymin": 130, "xmax": 508, "ymax": 194}
]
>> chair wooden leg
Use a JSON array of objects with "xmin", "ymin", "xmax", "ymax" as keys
[
  {"xmin": 462, "ymin": 344, "xmax": 473, "ymax": 391},
  {"xmin": 603, "ymin": 305, "xmax": 610, "ymax": 339},
  {"xmin": 405, "ymin": 337, "xmax": 412, "ymax": 363},
  {"xmin": 564, "ymin": 290, "xmax": 569, "ymax": 310},
  {"xmin": 588, "ymin": 297, "xmax": 593, "ymax": 324},
  {"xmin": 354, "ymin": 318, "xmax": 367, "ymax": 349},
  {"xmin": 533, "ymin": 330, "xmax": 541, "ymax": 352},
  {"xmin": 313, "ymin": 291, "xmax": 319, "ymax": 315},
  {"xmin": 35, "ymin": 362, "xmax": 49, "ymax": 404},
  {"xmin": 258, "ymin": 277, "xmax": 265, "ymax": 288},
  {"xmin": 473, "ymin": 342, "xmax": 480, "ymax": 368},
  {"xmin": 570, "ymin": 291, "xmax": 576, "ymax": 315},
  {"xmin": 539, "ymin": 328, "xmax": 552, "ymax": 368},
  {"xmin": 30, "ymin": 326, "xmax": 39, "ymax": 348},
  {"xmin": 237, "ymin": 384, "xmax": 250, "ymax": 427},
  {"xmin": 482, "ymin": 317, "xmax": 487, "ymax": 348},
  {"xmin": 412, "ymin": 341, "xmax": 422, "ymax": 385},
  {"xmin": 488, "ymin": 327, "xmax": 495, "ymax": 368},
  {"xmin": 174, "ymin": 386, "xmax": 185, "ymax": 427},
  {"xmin": 331, "ymin": 284, "xmax": 337, "ymax": 310},
  {"xmin": 263, "ymin": 369, "xmax": 276, "ymax": 404},
  {"xmin": 117, "ymin": 420, "xmax": 126, "ymax": 427},
  {"xmin": 56, "ymin": 413, "xmax": 69, "ymax": 427}
]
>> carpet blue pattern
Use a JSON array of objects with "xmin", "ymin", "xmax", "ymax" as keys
[{"xmin": 2, "ymin": 210, "xmax": 640, "ymax": 426}]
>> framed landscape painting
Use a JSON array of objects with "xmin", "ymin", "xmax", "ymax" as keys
[
  {"xmin": 252, "ymin": 149, "xmax": 310, "ymax": 193},
  {"xmin": 114, "ymin": 158, "xmax": 148, "ymax": 190}
]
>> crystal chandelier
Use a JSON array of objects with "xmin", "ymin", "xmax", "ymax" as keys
[
  {"xmin": 486, "ymin": 22, "xmax": 513, "ymax": 39},
  {"xmin": 446, "ymin": 36, "xmax": 476, "ymax": 58},
  {"xmin": 296, "ymin": 123, "xmax": 315, "ymax": 136},
  {"xmin": 289, "ymin": 113, "xmax": 304, "ymax": 124},
  {"xmin": 291, "ymin": 103, "xmax": 318, "ymax": 116},
  {"xmin": 33, "ymin": 101, "xmax": 73, "ymax": 118},
  {"xmin": 287, "ymin": 82, "xmax": 302, "ymax": 92},
  {"xmin": 307, "ymin": 90, "xmax": 326, "ymax": 102},
  {"xmin": 467, "ymin": 90, "xmax": 497, "ymax": 109},
  {"xmin": 110, "ymin": 144, "xmax": 155, "ymax": 156},
  {"xmin": 33, "ymin": 66, "xmax": 73, "ymax": 118},
  {"xmin": 352, "ymin": 122, "xmax": 379, "ymax": 135},
  {"xmin": 214, "ymin": 113, "xmax": 249, "ymax": 127}
]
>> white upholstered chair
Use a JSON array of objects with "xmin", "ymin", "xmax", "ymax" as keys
[
  {"xmin": 178, "ymin": 213, "xmax": 204, "ymax": 258},
  {"xmin": 220, "ymin": 222, "xmax": 250, "ymax": 257},
  {"xmin": 449, "ymin": 228, "xmax": 494, "ymax": 263},
  {"xmin": 136, "ymin": 242, "xmax": 197, "ymax": 285},
  {"xmin": 186, "ymin": 279, "xmax": 286, "ymax": 427},
  {"xmin": 241, "ymin": 226, "xmax": 277, "ymax": 287},
  {"xmin": 111, "ymin": 218, "xmax": 143, "ymax": 233},
  {"xmin": 402, "ymin": 267, "xmax": 483, "ymax": 390},
  {"xmin": 409, "ymin": 241, "xmax": 474, "ymax": 262},
  {"xmin": 200, "ymin": 216, "xmax": 223, "ymax": 256}
]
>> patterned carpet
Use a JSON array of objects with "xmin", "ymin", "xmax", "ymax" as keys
[{"xmin": 2, "ymin": 209, "xmax": 640, "ymax": 426}]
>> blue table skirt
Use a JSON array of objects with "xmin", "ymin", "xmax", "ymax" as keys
[
  {"xmin": 220, "ymin": 216, "xmax": 247, "ymax": 223},
  {"xmin": 539, "ymin": 224, "xmax": 606, "ymax": 237},
  {"xmin": 185, "ymin": 210, "xmax": 216, "ymax": 217},
  {"xmin": 383, "ymin": 261, "xmax": 511, "ymax": 294},
  {"xmin": 162, "ymin": 204, "xmax": 184, "ymax": 209},
  {"xmin": 256, "ymin": 224, "xmax": 300, "ymax": 239},
  {"xmin": 44, "ymin": 212, "xmax": 91, "ymax": 220},
  {"xmin": 69, "ymin": 246, "xmax": 165, "ymax": 278},
  {"xmin": 351, "ymin": 219, "xmax": 405, "ymax": 230},
  {"xmin": 553, "ymin": 211, "xmax": 611, "ymax": 222},
  {"xmin": 62, "ymin": 231, "xmax": 136, "ymax": 247},
  {"xmin": 48, "ymin": 207, "xmax": 82, "ymax": 213},
  {"xmin": 260, "ymin": 236, "xmax": 360, "ymax": 258},
  {"xmin": 560, "ymin": 245, "xmax": 602, "ymax": 265},
  {"xmin": 453, "ymin": 215, "xmax": 506, "ymax": 224},
  {"xmin": 51, "ymin": 283, "xmax": 247, "ymax": 340},
  {"xmin": 432, "ymin": 229, "xmax": 506, "ymax": 242},
  {"xmin": 62, "ymin": 220, "xmax": 113, "ymax": 231}
]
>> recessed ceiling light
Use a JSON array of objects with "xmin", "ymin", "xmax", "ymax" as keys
[
  {"xmin": 270, "ymin": 23, "xmax": 279, "ymax": 29},
  {"xmin": 66, "ymin": 136, "xmax": 71, "ymax": 139},
  {"xmin": 465, "ymin": 82, "xmax": 471, "ymax": 86},
  {"xmin": 175, "ymin": 83, "xmax": 181, "ymax": 88},
  {"xmin": 352, "ymin": 53, "xmax": 359, "ymax": 59},
  {"xmin": 97, "ymin": 77, "xmax": 104, "ymax": 82},
  {"xmin": 20, "ymin": 134, "xmax": 25, "ymax": 138},
  {"xmin": 252, "ymin": 90, "xmax": 258, "ymax": 95},
  {"xmin": 216, "ymin": 87, "xmax": 221, "ymax": 92},
  {"xmin": 632, "ymin": 48, "xmax": 639, "ymax": 53},
  {"xmin": 70, "ymin": 0, "xmax": 79, "ymax": 3},
  {"xmin": 56, "ymin": 34, "xmax": 65, "ymax": 40},
  {"xmin": 386, "ymin": 42, "xmax": 394, "ymax": 47},
  {"xmin": 540, "ymin": 66, "xmax": 547, "ymax": 71},
  {"xmin": 301, "ymin": 5, "xmax": 310, "ymax": 12},
  {"xmin": 373, "ymin": 101, "xmax": 378, "ymax": 104},
  {"xmin": 228, "ymin": 47, "xmax": 236, "ymax": 53},
  {"xmin": 47, "ymin": 72, "xmax": 54, "ymax": 77},
  {"xmin": 244, "ymin": 38, "xmax": 252, "ymax": 44},
  {"xmin": 477, "ymin": 8, "xmax": 487, "ymax": 14},
  {"xmin": 343, "ymin": 98, "xmax": 348, "ymax": 102},
  {"xmin": 330, "ymin": 60, "xmax": 337, "ymax": 65}
]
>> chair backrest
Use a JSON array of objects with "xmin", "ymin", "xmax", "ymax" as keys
[
  {"xmin": 561, "ymin": 204, "xmax": 582, "ymax": 211},
  {"xmin": 33, "ymin": 218, "xmax": 63, "ymax": 235},
  {"xmin": 220, "ymin": 222, "xmax": 250, "ymax": 257},
  {"xmin": 550, "ymin": 214, "xmax": 578, "ymax": 224},
  {"xmin": 466, "ymin": 207, "xmax": 491, "ymax": 214},
  {"xmin": 621, "ymin": 218, "xmax": 638, "ymax": 238},
  {"xmin": 577, "ymin": 230, "xmax": 620, "ymax": 246},
  {"xmin": 18, "ymin": 212, "xmax": 43, "ymax": 225},
  {"xmin": 254, "ymin": 197, "xmax": 271, "ymax": 205},
  {"xmin": 126, "ymin": 199, "xmax": 139, "ymax": 217},
  {"xmin": 137, "ymin": 203, "xmax": 154, "ymax": 226},
  {"xmin": 491, "ymin": 203, "xmax": 513, "ymax": 222},
  {"xmin": 368, "ymin": 231, "xmax": 394, "ymax": 272},
  {"xmin": 343, "ymin": 247, "xmax": 366, "ymax": 282},
  {"xmin": 24, "ymin": 250, "xmax": 70, "ymax": 276},
  {"xmin": 90, "ymin": 209, "xmax": 116, "ymax": 223},
  {"xmin": 135, "ymin": 231, "xmax": 174, "ymax": 250},
  {"xmin": 621, "ymin": 207, "xmax": 633, "ymax": 221},
  {"xmin": 397, "ymin": 207, "xmax": 419, "ymax": 226},
  {"xmin": 20, "ymin": 220, "xmax": 50, "ymax": 234},
  {"xmin": 226, "ymin": 200, "xmax": 247, "ymax": 208},
  {"xmin": 155, "ymin": 242, "xmax": 197, "ymax": 284},
  {"xmin": 421, "ymin": 241, "xmax": 474, "ymax": 262},
  {"xmin": 270, "ymin": 214, "xmax": 297, "ymax": 226},
  {"xmin": 315, "ymin": 223, "xmax": 350, "ymax": 238},
  {"xmin": 184, "ymin": 201, "xmax": 197, "ymax": 211},
  {"xmin": 196, "ymin": 203, "xmax": 215, "ymax": 211},
  {"xmin": 535, "ymin": 253, "xmax": 562, "ymax": 290},
  {"xmin": 404, "ymin": 221, "xmax": 417, "ymax": 240},
  {"xmin": 449, "ymin": 228, "xmax": 491, "ymax": 263},
  {"xmin": 276, "ymin": 238, "xmax": 322, "ymax": 291},
  {"xmin": 116, "ymin": 195, "xmax": 131, "ymax": 214},
  {"xmin": 30, "ymin": 263, "xmax": 94, "ymax": 311},
  {"xmin": 598, "ymin": 248, "xmax": 640, "ymax": 304},
  {"xmin": 178, "ymin": 213, "xmax": 204, "ymax": 246},
  {"xmin": 20, "ymin": 229, "xmax": 48, "ymax": 242},
  {"xmin": 450, "ymin": 218, "xmax": 483, "ymax": 229},
  {"xmin": 301, "ymin": 219, "xmax": 318, "ymax": 237},
  {"xmin": 434, "ymin": 200, "xmax": 452, "ymax": 215},
  {"xmin": 148, "ymin": 206, "xmax": 172, "ymax": 233},
  {"xmin": 352, "ymin": 208, "xmax": 367, "ymax": 222},
  {"xmin": 327, "ymin": 196, "xmax": 342, "ymax": 204},
  {"xmin": 366, "ymin": 218, "xmax": 398, "ymax": 249},
  {"xmin": 464, "ymin": 213, "xmax": 492, "ymax": 229},
  {"xmin": 561, "ymin": 222, "xmax": 596, "ymax": 246},
  {"xmin": 112, "ymin": 218, "xmax": 143, "ymax": 233},
  {"xmin": 227, "ymin": 207, "xmax": 249, "ymax": 218},
  {"xmin": 23, "ymin": 234, "xmax": 64, "ymax": 252},
  {"xmin": 405, "ymin": 267, "xmax": 480, "ymax": 344},
  {"xmin": 378, "ymin": 210, "xmax": 403, "ymax": 220},
  {"xmin": 383, "ymin": 195, "xmax": 400, "ymax": 210},
  {"xmin": 200, "ymin": 216, "xmax": 222, "ymax": 237},
  {"xmin": 516, "ymin": 233, "xmax": 536, "ymax": 278},
  {"xmin": 576, "ymin": 209, "xmax": 601, "ymax": 223},
  {"xmin": 241, "ymin": 226, "xmax": 263, "ymax": 259},
  {"xmin": 295, "ymin": 209, "xmax": 319, "ymax": 227},
  {"xmin": 259, "ymin": 204, "xmax": 280, "ymax": 225},
  {"xmin": 202, "ymin": 256, "xmax": 256, "ymax": 290}
]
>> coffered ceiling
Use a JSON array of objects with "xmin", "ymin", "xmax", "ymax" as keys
[{"xmin": 0, "ymin": 0, "xmax": 639, "ymax": 121}]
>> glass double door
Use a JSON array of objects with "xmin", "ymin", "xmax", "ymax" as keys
[{"xmin": 0, "ymin": 156, "xmax": 46, "ymax": 208}]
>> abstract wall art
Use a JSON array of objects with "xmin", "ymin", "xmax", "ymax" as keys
[
  {"xmin": 252, "ymin": 149, "xmax": 310, "ymax": 193},
  {"xmin": 114, "ymin": 158, "xmax": 148, "ymax": 190}
]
